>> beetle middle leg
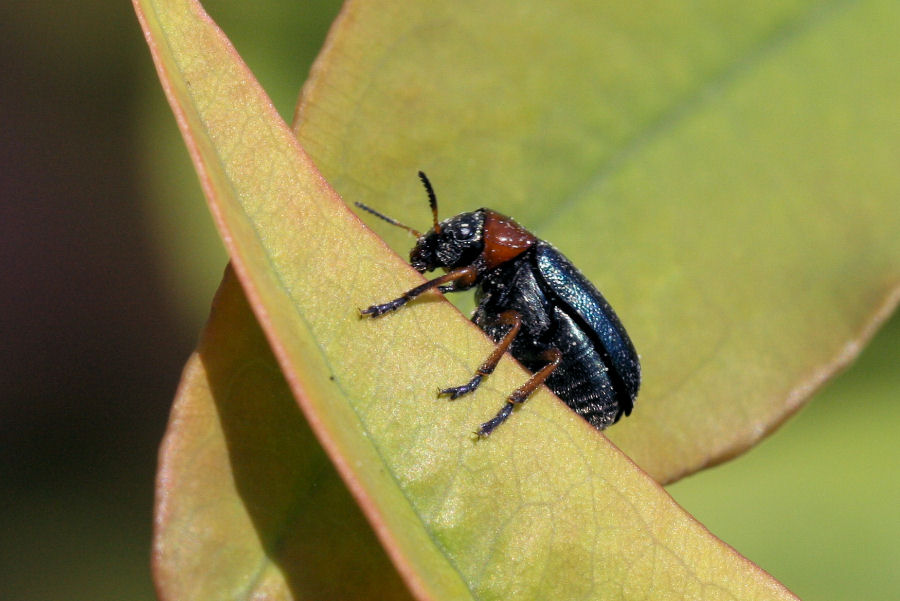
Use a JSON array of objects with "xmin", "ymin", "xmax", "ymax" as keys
[
  {"xmin": 439, "ymin": 310, "xmax": 522, "ymax": 400},
  {"xmin": 477, "ymin": 348, "xmax": 562, "ymax": 437}
]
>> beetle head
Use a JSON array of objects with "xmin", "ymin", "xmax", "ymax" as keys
[
  {"xmin": 355, "ymin": 171, "xmax": 490, "ymax": 274},
  {"xmin": 410, "ymin": 210, "xmax": 486, "ymax": 272}
]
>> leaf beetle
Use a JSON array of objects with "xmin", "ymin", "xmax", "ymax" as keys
[{"xmin": 357, "ymin": 172, "xmax": 640, "ymax": 436}]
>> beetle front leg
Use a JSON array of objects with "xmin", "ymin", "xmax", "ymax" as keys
[
  {"xmin": 477, "ymin": 347, "xmax": 562, "ymax": 437},
  {"xmin": 360, "ymin": 266, "xmax": 477, "ymax": 317},
  {"xmin": 440, "ymin": 310, "xmax": 521, "ymax": 399}
]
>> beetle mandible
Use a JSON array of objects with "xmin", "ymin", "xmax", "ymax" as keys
[{"xmin": 357, "ymin": 171, "xmax": 640, "ymax": 437}]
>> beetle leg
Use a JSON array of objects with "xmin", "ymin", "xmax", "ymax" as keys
[
  {"xmin": 360, "ymin": 265, "xmax": 478, "ymax": 317},
  {"xmin": 477, "ymin": 348, "xmax": 562, "ymax": 437},
  {"xmin": 440, "ymin": 310, "xmax": 521, "ymax": 400}
]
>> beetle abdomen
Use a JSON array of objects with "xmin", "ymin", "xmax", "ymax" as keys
[
  {"xmin": 475, "ymin": 249, "xmax": 634, "ymax": 429},
  {"xmin": 543, "ymin": 307, "xmax": 623, "ymax": 428},
  {"xmin": 533, "ymin": 242, "xmax": 640, "ymax": 411}
]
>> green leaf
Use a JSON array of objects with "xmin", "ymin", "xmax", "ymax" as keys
[
  {"xmin": 155, "ymin": 268, "xmax": 413, "ymax": 600},
  {"xmin": 137, "ymin": 0, "xmax": 805, "ymax": 599},
  {"xmin": 668, "ymin": 313, "xmax": 900, "ymax": 600},
  {"xmin": 295, "ymin": 0, "xmax": 900, "ymax": 482}
]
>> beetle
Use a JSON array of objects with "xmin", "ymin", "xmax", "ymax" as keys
[{"xmin": 357, "ymin": 171, "xmax": 640, "ymax": 436}]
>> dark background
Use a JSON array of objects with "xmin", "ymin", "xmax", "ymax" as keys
[
  {"xmin": 1, "ymin": 2, "xmax": 342, "ymax": 599},
  {"xmin": 1, "ymin": 2, "xmax": 897, "ymax": 600}
]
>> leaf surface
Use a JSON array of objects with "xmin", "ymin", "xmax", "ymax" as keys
[
  {"xmin": 136, "ymin": 0, "xmax": 804, "ymax": 599},
  {"xmin": 295, "ymin": 0, "xmax": 900, "ymax": 482},
  {"xmin": 155, "ymin": 268, "xmax": 413, "ymax": 600}
]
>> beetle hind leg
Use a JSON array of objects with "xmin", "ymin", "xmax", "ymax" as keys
[
  {"xmin": 477, "ymin": 348, "xmax": 562, "ymax": 437},
  {"xmin": 475, "ymin": 402, "xmax": 514, "ymax": 437},
  {"xmin": 439, "ymin": 310, "xmax": 521, "ymax": 400}
]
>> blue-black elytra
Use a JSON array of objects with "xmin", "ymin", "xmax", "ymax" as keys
[{"xmin": 357, "ymin": 172, "xmax": 640, "ymax": 436}]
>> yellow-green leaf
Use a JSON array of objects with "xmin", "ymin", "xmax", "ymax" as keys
[
  {"xmin": 155, "ymin": 268, "xmax": 413, "ymax": 600},
  {"xmin": 295, "ymin": 0, "xmax": 900, "ymax": 482},
  {"xmin": 137, "ymin": 0, "xmax": 802, "ymax": 598}
]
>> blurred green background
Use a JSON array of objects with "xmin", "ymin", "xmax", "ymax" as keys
[{"xmin": 1, "ymin": 1, "xmax": 896, "ymax": 600}]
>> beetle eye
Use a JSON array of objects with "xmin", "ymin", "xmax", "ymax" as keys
[{"xmin": 455, "ymin": 223, "xmax": 473, "ymax": 240}]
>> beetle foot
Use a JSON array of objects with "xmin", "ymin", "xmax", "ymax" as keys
[
  {"xmin": 476, "ymin": 402, "xmax": 514, "ymax": 436},
  {"xmin": 439, "ymin": 374, "xmax": 483, "ymax": 400},
  {"xmin": 359, "ymin": 298, "xmax": 404, "ymax": 317}
]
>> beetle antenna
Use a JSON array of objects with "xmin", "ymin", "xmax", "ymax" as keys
[
  {"xmin": 355, "ymin": 202, "xmax": 422, "ymax": 238},
  {"xmin": 418, "ymin": 170, "xmax": 441, "ymax": 233}
]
